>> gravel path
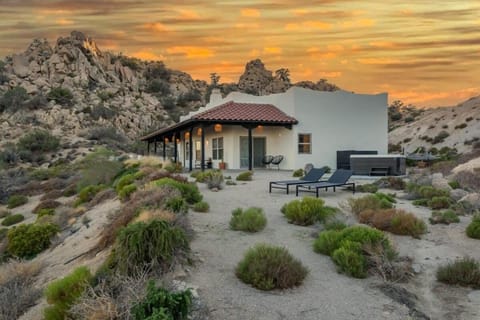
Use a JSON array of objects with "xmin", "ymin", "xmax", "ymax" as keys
[{"xmin": 187, "ymin": 170, "xmax": 410, "ymax": 320}]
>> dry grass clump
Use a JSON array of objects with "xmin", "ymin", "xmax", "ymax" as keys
[
  {"xmin": 40, "ymin": 189, "xmax": 64, "ymax": 201},
  {"xmin": 124, "ymin": 156, "xmax": 164, "ymax": 169},
  {"xmin": 87, "ymin": 188, "xmax": 116, "ymax": 208},
  {"xmin": 134, "ymin": 209, "xmax": 176, "ymax": 223},
  {"xmin": 16, "ymin": 180, "xmax": 43, "ymax": 196},
  {"xmin": 39, "ymin": 178, "xmax": 68, "ymax": 193},
  {"xmin": 436, "ymin": 257, "xmax": 480, "ymax": 288},
  {"xmin": 33, "ymin": 199, "xmax": 61, "ymax": 214},
  {"xmin": 345, "ymin": 194, "xmax": 394, "ymax": 216},
  {"xmin": 94, "ymin": 186, "xmax": 182, "ymax": 253},
  {"xmin": 229, "ymin": 207, "xmax": 267, "ymax": 232},
  {"xmin": 359, "ymin": 208, "xmax": 426, "ymax": 238},
  {"xmin": 0, "ymin": 260, "xmax": 43, "ymax": 319}
]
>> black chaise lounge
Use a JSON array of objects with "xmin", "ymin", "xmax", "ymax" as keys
[
  {"xmin": 295, "ymin": 169, "xmax": 355, "ymax": 197},
  {"xmin": 269, "ymin": 167, "xmax": 326, "ymax": 194}
]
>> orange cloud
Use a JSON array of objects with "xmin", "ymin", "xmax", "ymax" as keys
[
  {"xmin": 56, "ymin": 18, "xmax": 74, "ymax": 25},
  {"xmin": 166, "ymin": 46, "xmax": 214, "ymax": 58},
  {"xmin": 369, "ymin": 41, "xmax": 396, "ymax": 48},
  {"xmin": 307, "ymin": 47, "xmax": 337, "ymax": 59},
  {"xmin": 357, "ymin": 58, "xmax": 400, "ymax": 65},
  {"xmin": 339, "ymin": 18, "xmax": 375, "ymax": 28},
  {"xmin": 285, "ymin": 21, "xmax": 332, "ymax": 31},
  {"xmin": 263, "ymin": 47, "xmax": 282, "ymax": 54},
  {"xmin": 241, "ymin": 8, "xmax": 261, "ymax": 17},
  {"xmin": 235, "ymin": 23, "xmax": 260, "ymax": 29},
  {"xmin": 319, "ymin": 71, "xmax": 342, "ymax": 78},
  {"xmin": 132, "ymin": 50, "xmax": 165, "ymax": 61},
  {"xmin": 141, "ymin": 22, "xmax": 170, "ymax": 32},
  {"xmin": 291, "ymin": 9, "xmax": 309, "ymax": 16},
  {"xmin": 177, "ymin": 9, "xmax": 200, "ymax": 20}
]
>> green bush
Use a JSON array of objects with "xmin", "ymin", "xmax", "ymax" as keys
[
  {"xmin": 112, "ymin": 220, "xmax": 189, "ymax": 275},
  {"xmin": 418, "ymin": 186, "xmax": 449, "ymax": 199},
  {"xmin": 281, "ymin": 197, "xmax": 335, "ymax": 226},
  {"xmin": 114, "ymin": 173, "xmax": 136, "ymax": 193},
  {"xmin": 436, "ymin": 257, "xmax": 480, "ymax": 288},
  {"xmin": 313, "ymin": 226, "xmax": 395, "ymax": 278},
  {"xmin": 1, "ymin": 213, "xmax": 24, "ymax": 226},
  {"xmin": 428, "ymin": 196, "xmax": 451, "ymax": 210},
  {"xmin": 466, "ymin": 215, "xmax": 480, "ymax": 239},
  {"xmin": 44, "ymin": 266, "xmax": 92, "ymax": 320},
  {"xmin": 206, "ymin": 171, "xmax": 224, "ymax": 190},
  {"xmin": 321, "ymin": 166, "xmax": 332, "ymax": 173},
  {"xmin": 47, "ymin": 87, "xmax": 74, "ymax": 106},
  {"xmin": 7, "ymin": 223, "xmax": 59, "ymax": 258},
  {"xmin": 292, "ymin": 168, "xmax": 304, "ymax": 177},
  {"xmin": 194, "ymin": 169, "xmax": 219, "ymax": 183},
  {"xmin": 0, "ymin": 86, "xmax": 29, "ymax": 112},
  {"xmin": 448, "ymin": 181, "xmax": 460, "ymax": 189},
  {"xmin": 429, "ymin": 210, "xmax": 460, "ymax": 225},
  {"xmin": 7, "ymin": 194, "xmax": 28, "ymax": 208},
  {"xmin": 236, "ymin": 171, "xmax": 253, "ymax": 181},
  {"xmin": 118, "ymin": 183, "xmax": 137, "ymax": 201},
  {"xmin": 323, "ymin": 219, "xmax": 347, "ymax": 231},
  {"xmin": 131, "ymin": 281, "xmax": 192, "ymax": 320},
  {"xmin": 17, "ymin": 130, "xmax": 60, "ymax": 153},
  {"xmin": 0, "ymin": 227, "xmax": 7, "ymax": 241},
  {"xmin": 433, "ymin": 131, "xmax": 449, "ymax": 144},
  {"xmin": 412, "ymin": 199, "xmax": 429, "ymax": 207},
  {"xmin": 356, "ymin": 183, "xmax": 378, "ymax": 193},
  {"xmin": 152, "ymin": 178, "xmax": 202, "ymax": 204},
  {"xmin": 75, "ymin": 148, "xmax": 123, "ymax": 190},
  {"xmin": 347, "ymin": 194, "xmax": 393, "ymax": 216},
  {"xmin": 193, "ymin": 201, "xmax": 209, "ymax": 212},
  {"xmin": 235, "ymin": 244, "xmax": 308, "ymax": 290},
  {"xmin": 165, "ymin": 197, "xmax": 188, "ymax": 214},
  {"xmin": 74, "ymin": 184, "xmax": 105, "ymax": 206},
  {"xmin": 164, "ymin": 163, "xmax": 182, "ymax": 173},
  {"xmin": 229, "ymin": 207, "xmax": 267, "ymax": 232}
]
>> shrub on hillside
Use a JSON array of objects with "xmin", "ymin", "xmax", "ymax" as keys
[
  {"xmin": 281, "ymin": 197, "xmax": 336, "ymax": 226},
  {"xmin": 356, "ymin": 183, "xmax": 378, "ymax": 193},
  {"xmin": 429, "ymin": 210, "xmax": 460, "ymax": 225},
  {"xmin": 151, "ymin": 178, "xmax": 202, "ymax": 204},
  {"xmin": 47, "ymin": 87, "xmax": 74, "ymax": 106},
  {"xmin": 7, "ymin": 223, "xmax": 59, "ymax": 258},
  {"xmin": 1, "ymin": 213, "xmax": 24, "ymax": 226},
  {"xmin": 75, "ymin": 148, "xmax": 123, "ymax": 189},
  {"xmin": 37, "ymin": 208, "xmax": 55, "ymax": 219},
  {"xmin": 436, "ymin": 257, "xmax": 480, "ymax": 289},
  {"xmin": 0, "ymin": 86, "xmax": 29, "ymax": 112},
  {"xmin": 433, "ymin": 131, "xmax": 450, "ymax": 144},
  {"xmin": 165, "ymin": 197, "xmax": 188, "ymax": 214},
  {"xmin": 33, "ymin": 200, "xmax": 61, "ymax": 214},
  {"xmin": 17, "ymin": 130, "xmax": 60, "ymax": 154},
  {"xmin": 448, "ymin": 180, "xmax": 460, "ymax": 189},
  {"xmin": 229, "ymin": 207, "xmax": 267, "ymax": 232},
  {"xmin": 7, "ymin": 194, "xmax": 28, "ymax": 208},
  {"xmin": 206, "ymin": 171, "xmax": 224, "ymax": 190},
  {"xmin": 313, "ymin": 225, "xmax": 396, "ymax": 278},
  {"xmin": 427, "ymin": 196, "xmax": 451, "ymax": 210},
  {"xmin": 111, "ymin": 220, "xmax": 189, "ymax": 275},
  {"xmin": 359, "ymin": 208, "xmax": 426, "ymax": 238},
  {"xmin": 118, "ymin": 183, "xmax": 137, "ymax": 201},
  {"xmin": 375, "ymin": 177, "xmax": 406, "ymax": 190},
  {"xmin": 235, "ymin": 244, "xmax": 308, "ymax": 290},
  {"xmin": 44, "ymin": 266, "xmax": 92, "ymax": 320},
  {"xmin": 193, "ymin": 201, "xmax": 209, "ymax": 212},
  {"xmin": 131, "ymin": 281, "xmax": 192, "ymax": 320},
  {"xmin": 346, "ymin": 194, "xmax": 393, "ymax": 216},
  {"xmin": 74, "ymin": 185, "xmax": 105, "ymax": 207},
  {"xmin": 466, "ymin": 215, "xmax": 480, "ymax": 239},
  {"xmin": 236, "ymin": 171, "xmax": 253, "ymax": 181}
]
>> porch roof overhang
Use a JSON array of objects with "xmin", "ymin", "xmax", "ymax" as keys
[{"xmin": 140, "ymin": 101, "xmax": 298, "ymax": 142}]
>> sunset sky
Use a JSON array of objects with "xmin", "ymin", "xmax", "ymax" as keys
[{"xmin": 0, "ymin": 0, "xmax": 479, "ymax": 107}]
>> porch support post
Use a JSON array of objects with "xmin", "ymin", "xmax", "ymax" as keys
[
  {"xmin": 248, "ymin": 127, "xmax": 253, "ymax": 171},
  {"xmin": 201, "ymin": 126, "xmax": 205, "ymax": 171},
  {"xmin": 173, "ymin": 133, "xmax": 178, "ymax": 163},
  {"xmin": 162, "ymin": 138, "xmax": 166, "ymax": 161},
  {"xmin": 189, "ymin": 128, "xmax": 193, "ymax": 172}
]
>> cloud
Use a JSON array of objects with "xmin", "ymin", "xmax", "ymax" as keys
[
  {"xmin": 56, "ymin": 18, "xmax": 74, "ymax": 25},
  {"xmin": 140, "ymin": 22, "xmax": 171, "ymax": 32},
  {"xmin": 176, "ymin": 9, "xmax": 201, "ymax": 21},
  {"xmin": 357, "ymin": 58, "xmax": 401, "ymax": 65},
  {"xmin": 318, "ymin": 71, "xmax": 342, "ymax": 78},
  {"xmin": 241, "ymin": 8, "xmax": 261, "ymax": 17},
  {"xmin": 263, "ymin": 47, "xmax": 282, "ymax": 54},
  {"xmin": 291, "ymin": 9, "xmax": 309, "ymax": 16},
  {"xmin": 307, "ymin": 47, "xmax": 337, "ymax": 59},
  {"xmin": 166, "ymin": 46, "xmax": 214, "ymax": 58},
  {"xmin": 285, "ymin": 20, "xmax": 332, "ymax": 31},
  {"xmin": 369, "ymin": 41, "xmax": 396, "ymax": 48},
  {"xmin": 234, "ymin": 23, "xmax": 260, "ymax": 29}
]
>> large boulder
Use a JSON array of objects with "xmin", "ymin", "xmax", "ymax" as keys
[
  {"xmin": 450, "ymin": 189, "xmax": 469, "ymax": 202},
  {"xmin": 431, "ymin": 173, "xmax": 452, "ymax": 192},
  {"xmin": 11, "ymin": 54, "xmax": 30, "ymax": 78},
  {"xmin": 459, "ymin": 193, "xmax": 480, "ymax": 210}
]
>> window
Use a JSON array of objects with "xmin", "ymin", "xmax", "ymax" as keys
[
  {"xmin": 195, "ymin": 141, "xmax": 201, "ymax": 160},
  {"xmin": 212, "ymin": 137, "xmax": 224, "ymax": 160},
  {"xmin": 298, "ymin": 134, "xmax": 311, "ymax": 154}
]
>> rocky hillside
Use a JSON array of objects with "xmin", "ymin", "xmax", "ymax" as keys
[{"xmin": 389, "ymin": 96, "xmax": 480, "ymax": 154}]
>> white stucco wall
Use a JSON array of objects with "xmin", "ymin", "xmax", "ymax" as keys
[{"xmin": 178, "ymin": 87, "xmax": 387, "ymax": 170}]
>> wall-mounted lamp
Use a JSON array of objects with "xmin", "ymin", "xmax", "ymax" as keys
[
  {"xmin": 214, "ymin": 124, "xmax": 222, "ymax": 132},
  {"xmin": 197, "ymin": 128, "xmax": 203, "ymax": 136}
]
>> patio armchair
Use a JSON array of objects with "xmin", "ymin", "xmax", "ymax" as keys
[
  {"xmin": 262, "ymin": 155, "xmax": 274, "ymax": 168},
  {"xmin": 269, "ymin": 167, "xmax": 326, "ymax": 194},
  {"xmin": 271, "ymin": 155, "xmax": 284, "ymax": 170},
  {"xmin": 295, "ymin": 169, "xmax": 355, "ymax": 197}
]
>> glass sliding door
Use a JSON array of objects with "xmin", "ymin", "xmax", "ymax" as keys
[{"xmin": 239, "ymin": 136, "xmax": 267, "ymax": 168}]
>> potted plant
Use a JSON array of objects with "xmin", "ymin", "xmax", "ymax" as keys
[{"xmin": 219, "ymin": 155, "xmax": 227, "ymax": 170}]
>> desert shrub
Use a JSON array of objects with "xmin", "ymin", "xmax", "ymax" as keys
[
  {"xmin": 44, "ymin": 266, "xmax": 92, "ymax": 320},
  {"xmin": 428, "ymin": 196, "xmax": 451, "ymax": 210},
  {"xmin": 292, "ymin": 168, "xmax": 304, "ymax": 177},
  {"xmin": 359, "ymin": 208, "xmax": 426, "ymax": 238},
  {"xmin": 432, "ymin": 131, "xmax": 450, "ymax": 144},
  {"xmin": 118, "ymin": 184, "xmax": 137, "ymax": 201},
  {"xmin": 0, "ymin": 210, "xmax": 9, "ymax": 219},
  {"xmin": 281, "ymin": 197, "xmax": 335, "ymax": 226},
  {"xmin": 346, "ymin": 194, "xmax": 393, "ymax": 216},
  {"xmin": 448, "ymin": 180, "xmax": 460, "ymax": 189},
  {"xmin": 356, "ymin": 183, "xmax": 378, "ymax": 193},
  {"xmin": 193, "ymin": 201, "xmax": 209, "ymax": 212},
  {"xmin": 375, "ymin": 177, "xmax": 406, "ymax": 190},
  {"xmin": 47, "ymin": 87, "xmax": 74, "ymax": 106},
  {"xmin": 76, "ymin": 148, "xmax": 123, "ymax": 189},
  {"xmin": 114, "ymin": 173, "xmax": 136, "ymax": 193},
  {"xmin": 163, "ymin": 163, "xmax": 183, "ymax": 173},
  {"xmin": 412, "ymin": 198, "xmax": 429, "ymax": 206},
  {"xmin": 206, "ymin": 171, "xmax": 224, "ymax": 190},
  {"xmin": 374, "ymin": 192, "xmax": 396, "ymax": 204},
  {"xmin": 146, "ymin": 79, "xmax": 171, "ymax": 95},
  {"xmin": 165, "ymin": 197, "xmax": 188, "ymax": 214},
  {"xmin": 34, "ymin": 200, "xmax": 61, "ymax": 214},
  {"xmin": 418, "ymin": 186, "xmax": 449, "ymax": 199},
  {"xmin": 17, "ymin": 129, "xmax": 60, "ymax": 153},
  {"xmin": 111, "ymin": 220, "xmax": 189, "ymax": 275},
  {"xmin": 323, "ymin": 216, "xmax": 347, "ymax": 231},
  {"xmin": 321, "ymin": 166, "xmax": 332, "ymax": 173},
  {"xmin": 429, "ymin": 210, "xmax": 460, "ymax": 225},
  {"xmin": 96, "ymin": 90, "xmax": 115, "ymax": 102},
  {"xmin": 40, "ymin": 190, "xmax": 64, "ymax": 201},
  {"xmin": 1, "ymin": 213, "xmax": 24, "ymax": 226},
  {"xmin": 230, "ymin": 207, "xmax": 267, "ymax": 232},
  {"xmin": 0, "ymin": 143, "xmax": 18, "ymax": 167},
  {"xmin": 235, "ymin": 244, "xmax": 308, "ymax": 290},
  {"xmin": 131, "ymin": 281, "xmax": 192, "ymax": 320},
  {"xmin": 7, "ymin": 223, "xmax": 59, "ymax": 258},
  {"xmin": 314, "ymin": 226, "xmax": 395, "ymax": 278},
  {"xmin": 151, "ymin": 178, "xmax": 202, "ymax": 204},
  {"xmin": 87, "ymin": 126, "xmax": 127, "ymax": 150},
  {"xmin": 226, "ymin": 180, "xmax": 236, "ymax": 186},
  {"xmin": 194, "ymin": 169, "xmax": 217, "ymax": 182},
  {"xmin": 74, "ymin": 185, "xmax": 105, "ymax": 206},
  {"xmin": 236, "ymin": 171, "xmax": 253, "ymax": 181},
  {"xmin": 0, "ymin": 86, "xmax": 28, "ymax": 112},
  {"xmin": 37, "ymin": 208, "xmax": 55, "ymax": 218},
  {"xmin": 455, "ymin": 123, "xmax": 467, "ymax": 130},
  {"xmin": 466, "ymin": 215, "xmax": 480, "ymax": 239},
  {"xmin": 436, "ymin": 257, "xmax": 480, "ymax": 288},
  {"xmin": 7, "ymin": 194, "xmax": 28, "ymax": 208},
  {"xmin": 0, "ymin": 260, "xmax": 43, "ymax": 319}
]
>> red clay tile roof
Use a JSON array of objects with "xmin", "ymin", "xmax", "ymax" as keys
[{"xmin": 192, "ymin": 101, "xmax": 297, "ymax": 124}]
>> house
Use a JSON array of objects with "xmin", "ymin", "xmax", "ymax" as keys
[{"xmin": 140, "ymin": 87, "xmax": 388, "ymax": 171}]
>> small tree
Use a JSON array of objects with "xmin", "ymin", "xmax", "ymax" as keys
[
  {"xmin": 47, "ymin": 87, "xmax": 74, "ymax": 106},
  {"xmin": 210, "ymin": 73, "xmax": 220, "ymax": 87},
  {"xmin": 0, "ymin": 86, "xmax": 29, "ymax": 112}
]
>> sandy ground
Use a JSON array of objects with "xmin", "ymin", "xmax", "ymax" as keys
[{"xmin": 186, "ymin": 170, "xmax": 480, "ymax": 320}]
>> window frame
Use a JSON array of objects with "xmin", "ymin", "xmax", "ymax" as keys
[
  {"xmin": 212, "ymin": 137, "xmax": 224, "ymax": 160},
  {"xmin": 298, "ymin": 133, "xmax": 312, "ymax": 154}
]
